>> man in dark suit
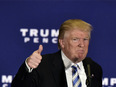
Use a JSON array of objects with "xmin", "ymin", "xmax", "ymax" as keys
[{"xmin": 11, "ymin": 19, "xmax": 102, "ymax": 87}]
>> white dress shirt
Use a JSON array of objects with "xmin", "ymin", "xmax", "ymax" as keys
[{"xmin": 61, "ymin": 51, "xmax": 87, "ymax": 87}]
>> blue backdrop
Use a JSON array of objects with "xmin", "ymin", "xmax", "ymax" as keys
[{"xmin": 0, "ymin": 1, "xmax": 116, "ymax": 87}]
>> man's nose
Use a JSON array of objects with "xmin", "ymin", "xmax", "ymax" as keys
[{"xmin": 78, "ymin": 39, "xmax": 84, "ymax": 47}]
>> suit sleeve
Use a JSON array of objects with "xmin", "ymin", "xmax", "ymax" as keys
[{"xmin": 11, "ymin": 62, "xmax": 40, "ymax": 87}]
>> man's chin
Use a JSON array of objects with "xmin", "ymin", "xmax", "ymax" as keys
[
  {"xmin": 78, "ymin": 54, "xmax": 84, "ymax": 58},
  {"xmin": 73, "ymin": 57, "xmax": 84, "ymax": 63}
]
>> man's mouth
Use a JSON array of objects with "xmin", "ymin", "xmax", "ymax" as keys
[{"xmin": 77, "ymin": 50, "xmax": 84, "ymax": 53}]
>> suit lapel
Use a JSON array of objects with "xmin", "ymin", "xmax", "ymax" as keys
[{"xmin": 51, "ymin": 50, "xmax": 68, "ymax": 87}]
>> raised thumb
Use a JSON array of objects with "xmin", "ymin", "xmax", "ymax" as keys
[{"xmin": 38, "ymin": 45, "xmax": 43, "ymax": 54}]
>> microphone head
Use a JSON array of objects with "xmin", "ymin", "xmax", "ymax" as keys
[{"xmin": 83, "ymin": 57, "xmax": 93, "ymax": 66}]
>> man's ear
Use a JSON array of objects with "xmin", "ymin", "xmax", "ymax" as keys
[{"xmin": 59, "ymin": 39, "xmax": 65, "ymax": 48}]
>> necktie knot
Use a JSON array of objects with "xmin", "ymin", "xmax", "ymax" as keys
[
  {"xmin": 72, "ymin": 65, "xmax": 77, "ymax": 70},
  {"xmin": 72, "ymin": 64, "xmax": 78, "ymax": 75}
]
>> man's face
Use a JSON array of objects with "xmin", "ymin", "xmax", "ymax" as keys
[{"xmin": 59, "ymin": 29, "xmax": 90, "ymax": 63}]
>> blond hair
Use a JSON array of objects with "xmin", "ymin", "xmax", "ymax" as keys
[{"xmin": 58, "ymin": 19, "xmax": 92, "ymax": 49}]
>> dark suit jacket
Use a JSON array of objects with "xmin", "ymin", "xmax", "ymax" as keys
[{"xmin": 11, "ymin": 50, "xmax": 103, "ymax": 87}]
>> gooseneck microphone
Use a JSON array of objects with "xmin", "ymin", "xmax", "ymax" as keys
[{"xmin": 83, "ymin": 57, "xmax": 93, "ymax": 87}]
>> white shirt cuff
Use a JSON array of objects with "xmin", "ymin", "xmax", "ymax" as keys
[{"xmin": 25, "ymin": 58, "xmax": 33, "ymax": 73}]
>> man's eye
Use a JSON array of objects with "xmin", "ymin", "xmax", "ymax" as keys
[
  {"xmin": 73, "ymin": 39, "xmax": 77, "ymax": 40},
  {"xmin": 84, "ymin": 38, "xmax": 89, "ymax": 41},
  {"xmin": 72, "ymin": 38, "xmax": 79, "ymax": 42}
]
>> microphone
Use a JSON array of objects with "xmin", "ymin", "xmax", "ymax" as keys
[{"xmin": 83, "ymin": 57, "xmax": 93, "ymax": 87}]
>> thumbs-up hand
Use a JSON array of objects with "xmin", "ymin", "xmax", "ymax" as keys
[{"xmin": 27, "ymin": 45, "xmax": 43, "ymax": 69}]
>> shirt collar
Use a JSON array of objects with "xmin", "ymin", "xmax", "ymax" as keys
[{"xmin": 61, "ymin": 50, "xmax": 82, "ymax": 70}]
